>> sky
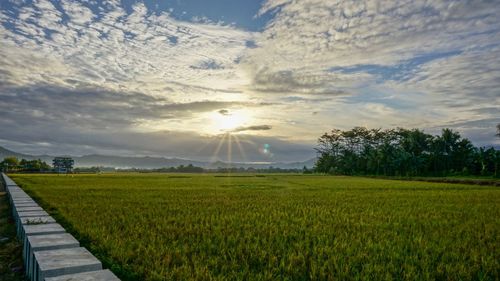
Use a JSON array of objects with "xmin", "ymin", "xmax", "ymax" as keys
[{"xmin": 0, "ymin": 0, "xmax": 499, "ymax": 163}]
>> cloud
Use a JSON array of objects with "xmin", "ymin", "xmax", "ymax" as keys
[
  {"xmin": 0, "ymin": 0, "xmax": 253, "ymax": 96},
  {"xmin": 0, "ymin": 0, "xmax": 499, "ymax": 158},
  {"xmin": 190, "ymin": 59, "xmax": 225, "ymax": 70},
  {"xmin": 250, "ymin": 67, "xmax": 361, "ymax": 95},
  {"xmin": 218, "ymin": 109, "xmax": 230, "ymax": 115},
  {"xmin": 389, "ymin": 49, "xmax": 500, "ymax": 107},
  {"xmin": 231, "ymin": 125, "xmax": 272, "ymax": 133},
  {"xmin": 0, "ymin": 125, "xmax": 313, "ymax": 163},
  {"xmin": 242, "ymin": 0, "xmax": 500, "ymax": 147},
  {"xmin": 0, "ymin": 82, "xmax": 264, "ymax": 130},
  {"xmin": 245, "ymin": 0, "xmax": 500, "ymax": 96}
]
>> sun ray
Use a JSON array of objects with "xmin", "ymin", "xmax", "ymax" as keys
[
  {"xmin": 232, "ymin": 134, "xmax": 248, "ymax": 163},
  {"xmin": 227, "ymin": 133, "xmax": 232, "ymax": 165},
  {"xmin": 210, "ymin": 134, "xmax": 226, "ymax": 163}
]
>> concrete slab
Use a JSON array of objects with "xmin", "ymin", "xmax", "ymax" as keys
[
  {"xmin": 9, "ymin": 188, "xmax": 27, "ymax": 193},
  {"xmin": 19, "ymin": 216, "xmax": 57, "ymax": 239},
  {"xmin": 14, "ymin": 202, "xmax": 40, "ymax": 207},
  {"xmin": 10, "ymin": 192, "xmax": 29, "ymax": 197},
  {"xmin": 13, "ymin": 199, "xmax": 36, "ymax": 204},
  {"xmin": 11, "ymin": 197, "xmax": 30, "ymax": 201},
  {"xmin": 16, "ymin": 211, "xmax": 50, "ymax": 226},
  {"xmin": 11, "ymin": 194, "xmax": 31, "ymax": 198},
  {"xmin": 44, "ymin": 270, "xmax": 120, "ymax": 281},
  {"xmin": 11, "ymin": 196, "xmax": 31, "ymax": 201},
  {"xmin": 20, "ymin": 216, "xmax": 56, "ymax": 225},
  {"xmin": 15, "ymin": 206, "xmax": 44, "ymax": 212},
  {"xmin": 3, "ymin": 178, "xmax": 17, "ymax": 186},
  {"xmin": 27, "ymin": 233, "xmax": 80, "ymax": 252},
  {"xmin": 23, "ymin": 223, "xmax": 66, "ymax": 238},
  {"xmin": 11, "ymin": 196, "xmax": 31, "ymax": 202},
  {"xmin": 18, "ymin": 210, "xmax": 50, "ymax": 217},
  {"xmin": 25, "ymin": 233, "xmax": 80, "ymax": 279},
  {"xmin": 11, "ymin": 199, "xmax": 36, "ymax": 204},
  {"xmin": 12, "ymin": 204, "xmax": 41, "ymax": 218},
  {"xmin": 11, "ymin": 197, "xmax": 35, "ymax": 205},
  {"xmin": 34, "ymin": 247, "xmax": 102, "ymax": 281}
]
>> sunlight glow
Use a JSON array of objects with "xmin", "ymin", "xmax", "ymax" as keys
[{"xmin": 210, "ymin": 110, "xmax": 251, "ymax": 132}]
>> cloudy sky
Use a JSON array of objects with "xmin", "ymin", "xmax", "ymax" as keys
[{"xmin": 0, "ymin": 0, "xmax": 499, "ymax": 163}]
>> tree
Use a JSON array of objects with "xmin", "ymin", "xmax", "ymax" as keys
[
  {"xmin": 314, "ymin": 126, "xmax": 499, "ymax": 177},
  {"xmin": 22, "ymin": 159, "xmax": 51, "ymax": 172},
  {"xmin": 1, "ymin": 157, "xmax": 20, "ymax": 172}
]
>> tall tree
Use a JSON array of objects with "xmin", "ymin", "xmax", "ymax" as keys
[{"xmin": 314, "ymin": 127, "xmax": 499, "ymax": 177}]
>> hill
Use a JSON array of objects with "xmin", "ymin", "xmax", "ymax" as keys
[{"xmin": 0, "ymin": 146, "xmax": 316, "ymax": 169}]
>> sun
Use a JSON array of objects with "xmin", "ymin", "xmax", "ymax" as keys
[{"xmin": 210, "ymin": 110, "xmax": 251, "ymax": 132}]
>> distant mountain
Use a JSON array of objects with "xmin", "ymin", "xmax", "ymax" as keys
[
  {"xmin": 75, "ymin": 154, "xmax": 207, "ymax": 169},
  {"xmin": 0, "ymin": 146, "xmax": 316, "ymax": 169},
  {"xmin": 206, "ymin": 158, "xmax": 317, "ymax": 170},
  {"xmin": 0, "ymin": 146, "xmax": 41, "ymax": 160}
]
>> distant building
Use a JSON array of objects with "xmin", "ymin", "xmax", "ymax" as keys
[{"xmin": 53, "ymin": 157, "xmax": 74, "ymax": 173}]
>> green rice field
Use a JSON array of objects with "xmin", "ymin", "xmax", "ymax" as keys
[{"xmin": 10, "ymin": 174, "xmax": 500, "ymax": 281}]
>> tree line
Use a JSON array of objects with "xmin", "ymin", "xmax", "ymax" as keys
[
  {"xmin": 0, "ymin": 157, "xmax": 52, "ymax": 172},
  {"xmin": 314, "ymin": 127, "xmax": 499, "ymax": 177},
  {"xmin": 120, "ymin": 165, "xmax": 303, "ymax": 173}
]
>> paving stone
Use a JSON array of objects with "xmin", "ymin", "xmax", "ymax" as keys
[
  {"xmin": 11, "ymin": 197, "xmax": 35, "ymax": 205},
  {"xmin": 23, "ymin": 223, "xmax": 66, "ymax": 238},
  {"xmin": 12, "ymin": 195, "xmax": 34, "ymax": 199},
  {"xmin": 2, "ymin": 173, "xmax": 120, "ymax": 280},
  {"xmin": 14, "ymin": 203, "xmax": 39, "ymax": 208},
  {"xmin": 18, "ymin": 210, "xmax": 50, "ymax": 217},
  {"xmin": 11, "ymin": 191, "xmax": 29, "ymax": 195},
  {"xmin": 11, "ymin": 198, "xmax": 36, "ymax": 202},
  {"xmin": 16, "ymin": 216, "xmax": 56, "ymax": 240},
  {"xmin": 12, "ymin": 204, "xmax": 41, "ymax": 218},
  {"xmin": 2, "ymin": 176, "xmax": 17, "ymax": 186},
  {"xmin": 20, "ymin": 216, "xmax": 56, "ymax": 225},
  {"xmin": 34, "ymin": 247, "xmax": 102, "ymax": 281},
  {"xmin": 16, "ymin": 210, "xmax": 50, "ymax": 226},
  {"xmin": 25, "ymin": 233, "xmax": 80, "ymax": 279},
  {"xmin": 7, "ymin": 187, "xmax": 22, "ymax": 192},
  {"xmin": 11, "ymin": 196, "xmax": 31, "ymax": 201},
  {"xmin": 44, "ymin": 269, "xmax": 120, "ymax": 281},
  {"xmin": 15, "ymin": 206, "xmax": 44, "ymax": 212},
  {"xmin": 7, "ymin": 189, "xmax": 25, "ymax": 194}
]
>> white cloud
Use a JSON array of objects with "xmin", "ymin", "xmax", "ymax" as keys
[
  {"xmin": 0, "ymin": 0, "xmax": 499, "ymax": 158},
  {"xmin": 243, "ymin": 0, "xmax": 500, "ymax": 146},
  {"xmin": 247, "ymin": 0, "xmax": 500, "ymax": 90},
  {"xmin": 0, "ymin": 0, "xmax": 253, "ymax": 98},
  {"xmin": 61, "ymin": 1, "xmax": 94, "ymax": 25}
]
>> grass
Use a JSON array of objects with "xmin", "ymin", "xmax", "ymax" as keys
[
  {"xmin": 10, "ymin": 173, "xmax": 500, "ymax": 281},
  {"xmin": 0, "ymin": 182, "xmax": 25, "ymax": 281}
]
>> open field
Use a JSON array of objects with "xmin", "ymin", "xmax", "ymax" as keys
[{"xmin": 9, "ymin": 173, "xmax": 500, "ymax": 281}]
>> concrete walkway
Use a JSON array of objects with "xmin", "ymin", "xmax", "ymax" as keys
[{"xmin": 2, "ymin": 173, "xmax": 120, "ymax": 281}]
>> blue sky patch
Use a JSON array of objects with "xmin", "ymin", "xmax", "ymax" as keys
[
  {"xmin": 329, "ymin": 50, "xmax": 463, "ymax": 83},
  {"xmin": 121, "ymin": 0, "xmax": 271, "ymax": 31}
]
